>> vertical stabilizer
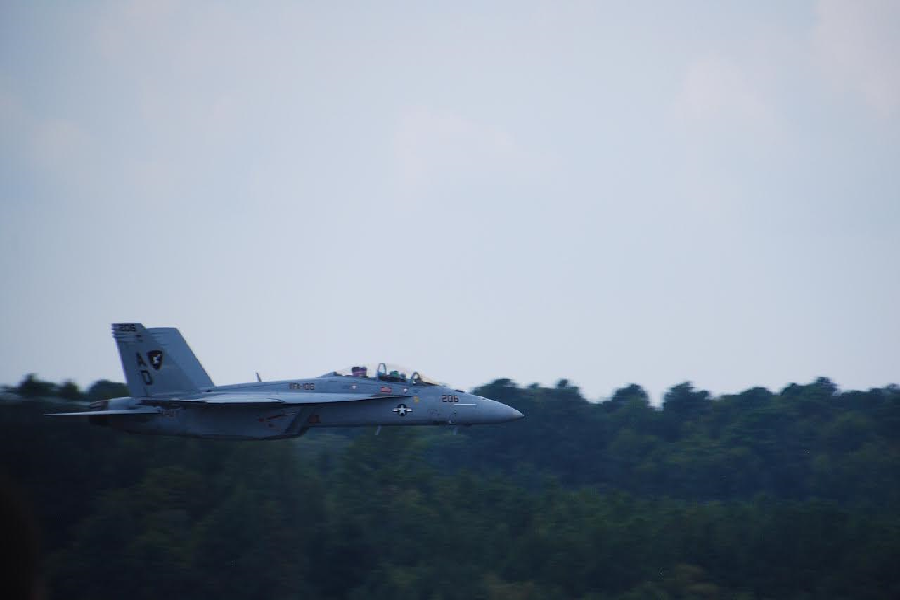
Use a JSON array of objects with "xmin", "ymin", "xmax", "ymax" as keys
[
  {"xmin": 112, "ymin": 323, "xmax": 205, "ymax": 397},
  {"xmin": 147, "ymin": 327, "xmax": 214, "ymax": 389}
]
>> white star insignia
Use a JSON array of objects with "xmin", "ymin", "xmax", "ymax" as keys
[{"xmin": 392, "ymin": 404, "xmax": 412, "ymax": 417}]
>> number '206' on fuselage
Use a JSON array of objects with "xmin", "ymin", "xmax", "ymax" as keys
[{"xmin": 49, "ymin": 324, "xmax": 524, "ymax": 440}]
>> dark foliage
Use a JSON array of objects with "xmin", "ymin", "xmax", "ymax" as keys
[
  {"xmin": 15, "ymin": 373, "xmax": 56, "ymax": 398},
  {"xmin": 57, "ymin": 381, "xmax": 84, "ymax": 402},
  {"xmin": 1, "ymin": 376, "xmax": 898, "ymax": 600},
  {"xmin": 85, "ymin": 380, "xmax": 130, "ymax": 402}
]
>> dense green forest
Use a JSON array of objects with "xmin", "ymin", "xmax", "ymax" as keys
[{"xmin": 1, "ymin": 374, "xmax": 898, "ymax": 600}]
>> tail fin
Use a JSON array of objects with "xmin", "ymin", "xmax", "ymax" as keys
[
  {"xmin": 145, "ymin": 327, "xmax": 214, "ymax": 389},
  {"xmin": 112, "ymin": 323, "xmax": 214, "ymax": 397}
]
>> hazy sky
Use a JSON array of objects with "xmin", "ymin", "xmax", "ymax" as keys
[{"xmin": 2, "ymin": 1, "xmax": 898, "ymax": 401}]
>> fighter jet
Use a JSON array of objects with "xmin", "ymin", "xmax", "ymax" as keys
[{"xmin": 49, "ymin": 323, "xmax": 523, "ymax": 440}]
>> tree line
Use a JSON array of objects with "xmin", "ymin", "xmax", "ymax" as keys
[{"xmin": 1, "ymin": 374, "xmax": 898, "ymax": 599}]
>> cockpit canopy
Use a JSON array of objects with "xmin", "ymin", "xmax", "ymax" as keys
[{"xmin": 325, "ymin": 363, "xmax": 443, "ymax": 386}]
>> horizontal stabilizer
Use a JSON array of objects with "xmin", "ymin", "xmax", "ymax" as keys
[{"xmin": 47, "ymin": 408, "xmax": 160, "ymax": 417}]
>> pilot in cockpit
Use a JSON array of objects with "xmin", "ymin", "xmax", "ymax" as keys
[
  {"xmin": 384, "ymin": 369, "xmax": 408, "ymax": 383},
  {"xmin": 351, "ymin": 366, "xmax": 368, "ymax": 378}
]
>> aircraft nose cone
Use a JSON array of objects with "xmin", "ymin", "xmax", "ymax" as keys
[
  {"xmin": 480, "ymin": 398, "xmax": 525, "ymax": 423},
  {"xmin": 500, "ymin": 404, "xmax": 524, "ymax": 421}
]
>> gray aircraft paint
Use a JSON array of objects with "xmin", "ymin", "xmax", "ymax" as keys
[{"xmin": 50, "ymin": 323, "xmax": 523, "ymax": 440}]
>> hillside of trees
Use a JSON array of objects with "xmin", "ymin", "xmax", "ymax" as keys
[{"xmin": 1, "ymin": 374, "xmax": 898, "ymax": 600}]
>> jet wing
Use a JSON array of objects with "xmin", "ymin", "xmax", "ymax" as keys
[
  {"xmin": 48, "ymin": 407, "xmax": 160, "ymax": 417},
  {"xmin": 49, "ymin": 393, "xmax": 412, "ymax": 415},
  {"xmin": 143, "ymin": 392, "xmax": 410, "ymax": 407}
]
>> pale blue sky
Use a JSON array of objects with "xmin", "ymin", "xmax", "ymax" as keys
[{"xmin": 1, "ymin": 1, "xmax": 898, "ymax": 401}]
